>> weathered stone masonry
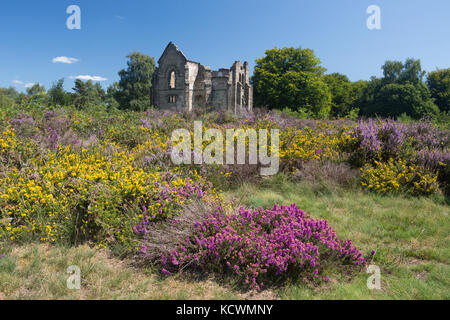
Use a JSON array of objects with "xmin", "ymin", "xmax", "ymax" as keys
[{"xmin": 151, "ymin": 42, "xmax": 252, "ymax": 113}]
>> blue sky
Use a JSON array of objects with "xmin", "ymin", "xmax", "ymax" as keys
[{"xmin": 1, "ymin": 0, "xmax": 449, "ymax": 92}]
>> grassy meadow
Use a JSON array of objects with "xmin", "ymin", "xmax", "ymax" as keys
[
  {"xmin": 0, "ymin": 104, "xmax": 449, "ymax": 299},
  {"xmin": 1, "ymin": 177, "xmax": 448, "ymax": 299}
]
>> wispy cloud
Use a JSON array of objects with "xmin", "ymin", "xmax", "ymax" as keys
[
  {"xmin": 52, "ymin": 56, "xmax": 79, "ymax": 64},
  {"xmin": 69, "ymin": 75, "xmax": 108, "ymax": 81},
  {"xmin": 12, "ymin": 80, "xmax": 37, "ymax": 89},
  {"xmin": 114, "ymin": 15, "xmax": 125, "ymax": 20}
]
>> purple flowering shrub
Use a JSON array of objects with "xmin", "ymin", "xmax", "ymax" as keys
[
  {"xmin": 350, "ymin": 119, "xmax": 410, "ymax": 164},
  {"xmin": 350, "ymin": 119, "xmax": 449, "ymax": 194},
  {"xmin": 405, "ymin": 121, "xmax": 450, "ymax": 150},
  {"xmin": 351, "ymin": 119, "xmax": 449, "ymax": 164},
  {"xmin": 9, "ymin": 111, "xmax": 38, "ymax": 138},
  {"xmin": 8, "ymin": 109, "xmax": 80, "ymax": 151},
  {"xmin": 408, "ymin": 123, "xmax": 450, "ymax": 193},
  {"xmin": 153, "ymin": 204, "xmax": 368, "ymax": 290}
]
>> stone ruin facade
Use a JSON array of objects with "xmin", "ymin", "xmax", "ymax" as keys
[{"xmin": 151, "ymin": 42, "xmax": 252, "ymax": 114}]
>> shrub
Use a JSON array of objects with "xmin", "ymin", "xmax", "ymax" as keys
[
  {"xmin": 0, "ymin": 139, "xmax": 220, "ymax": 246},
  {"xmin": 292, "ymin": 160, "xmax": 359, "ymax": 192},
  {"xmin": 415, "ymin": 149, "xmax": 450, "ymax": 195},
  {"xmin": 349, "ymin": 119, "xmax": 449, "ymax": 166},
  {"xmin": 134, "ymin": 200, "xmax": 219, "ymax": 262},
  {"xmin": 156, "ymin": 204, "xmax": 368, "ymax": 290},
  {"xmin": 349, "ymin": 119, "xmax": 407, "ymax": 165},
  {"xmin": 360, "ymin": 158, "xmax": 439, "ymax": 195},
  {"xmin": 280, "ymin": 124, "xmax": 354, "ymax": 170}
]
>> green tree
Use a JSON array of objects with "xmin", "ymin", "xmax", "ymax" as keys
[
  {"xmin": 0, "ymin": 87, "xmax": 24, "ymax": 105},
  {"xmin": 323, "ymin": 73, "xmax": 356, "ymax": 117},
  {"xmin": 360, "ymin": 59, "xmax": 438, "ymax": 119},
  {"xmin": 48, "ymin": 79, "xmax": 72, "ymax": 107},
  {"xmin": 351, "ymin": 80, "xmax": 369, "ymax": 106},
  {"xmin": 26, "ymin": 83, "xmax": 46, "ymax": 96},
  {"xmin": 72, "ymin": 79, "xmax": 105, "ymax": 109},
  {"xmin": 115, "ymin": 51, "xmax": 156, "ymax": 111},
  {"xmin": 370, "ymin": 83, "xmax": 438, "ymax": 118},
  {"xmin": 381, "ymin": 60, "xmax": 404, "ymax": 83},
  {"xmin": 252, "ymin": 47, "xmax": 330, "ymax": 117},
  {"xmin": 25, "ymin": 83, "xmax": 48, "ymax": 105},
  {"xmin": 105, "ymin": 82, "xmax": 120, "ymax": 110},
  {"xmin": 427, "ymin": 68, "xmax": 450, "ymax": 112},
  {"xmin": 382, "ymin": 58, "xmax": 425, "ymax": 85},
  {"xmin": 0, "ymin": 89, "xmax": 15, "ymax": 109}
]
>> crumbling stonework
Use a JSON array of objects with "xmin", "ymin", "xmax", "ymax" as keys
[{"xmin": 151, "ymin": 42, "xmax": 252, "ymax": 113}]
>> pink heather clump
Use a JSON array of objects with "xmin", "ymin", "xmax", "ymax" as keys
[{"xmin": 159, "ymin": 204, "xmax": 368, "ymax": 290}]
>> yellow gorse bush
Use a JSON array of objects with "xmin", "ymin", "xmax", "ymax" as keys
[
  {"xmin": 0, "ymin": 137, "xmax": 222, "ymax": 246},
  {"xmin": 360, "ymin": 158, "xmax": 438, "ymax": 195},
  {"xmin": 280, "ymin": 125, "xmax": 355, "ymax": 169},
  {"xmin": 0, "ymin": 128, "xmax": 17, "ymax": 153}
]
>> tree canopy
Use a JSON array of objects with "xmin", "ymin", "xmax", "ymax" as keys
[
  {"xmin": 26, "ymin": 83, "xmax": 46, "ymax": 96},
  {"xmin": 427, "ymin": 68, "xmax": 450, "ymax": 113},
  {"xmin": 359, "ymin": 59, "xmax": 439, "ymax": 119},
  {"xmin": 115, "ymin": 51, "xmax": 156, "ymax": 111},
  {"xmin": 48, "ymin": 79, "xmax": 72, "ymax": 107},
  {"xmin": 72, "ymin": 79, "xmax": 105, "ymax": 109},
  {"xmin": 252, "ymin": 47, "xmax": 331, "ymax": 117},
  {"xmin": 323, "ymin": 73, "xmax": 366, "ymax": 118}
]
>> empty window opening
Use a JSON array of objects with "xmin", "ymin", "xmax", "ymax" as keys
[{"xmin": 170, "ymin": 71, "xmax": 176, "ymax": 89}]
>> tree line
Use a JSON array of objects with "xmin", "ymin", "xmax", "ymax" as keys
[
  {"xmin": 252, "ymin": 47, "xmax": 449, "ymax": 119},
  {"xmin": 1, "ymin": 47, "xmax": 448, "ymax": 120},
  {"xmin": 0, "ymin": 51, "xmax": 155, "ymax": 112}
]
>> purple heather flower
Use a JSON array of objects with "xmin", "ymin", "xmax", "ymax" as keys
[{"xmin": 154, "ymin": 204, "xmax": 367, "ymax": 289}]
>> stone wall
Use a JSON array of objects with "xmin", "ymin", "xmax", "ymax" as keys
[{"xmin": 152, "ymin": 42, "xmax": 252, "ymax": 113}]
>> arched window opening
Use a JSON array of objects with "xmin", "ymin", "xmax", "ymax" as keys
[{"xmin": 169, "ymin": 71, "xmax": 176, "ymax": 89}]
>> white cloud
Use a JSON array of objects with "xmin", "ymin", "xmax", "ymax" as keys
[
  {"xmin": 69, "ymin": 75, "xmax": 108, "ymax": 81},
  {"xmin": 114, "ymin": 15, "xmax": 125, "ymax": 20},
  {"xmin": 12, "ymin": 80, "xmax": 38, "ymax": 89},
  {"xmin": 52, "ymin": 56, "xmax": 79, "ymax": 64}
]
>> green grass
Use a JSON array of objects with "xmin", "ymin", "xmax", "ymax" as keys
[
  {"xmin": 1, "ymin": 174, "xmax": 448, "ymax": 299},
  {"xmin": 226, "ymin": 174, "xmax": 450, "ymax": 299}
]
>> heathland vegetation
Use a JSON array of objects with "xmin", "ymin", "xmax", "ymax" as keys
[{"xmin": 0, "ymin": 47, "xmax": 448, "ymax": 299}]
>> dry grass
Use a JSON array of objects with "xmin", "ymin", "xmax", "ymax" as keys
[
  {"xmin": 0, "ymin": 243, "xmax": 277, "ymax": 300},
  {"xmin": 138, "ymin": 201, "xmax": 216, "ymax": 263}
]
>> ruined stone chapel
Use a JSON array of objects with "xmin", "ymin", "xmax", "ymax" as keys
[{"xmin": 151, "ymin": 42, "xmax": 253, "ymax": 113}]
